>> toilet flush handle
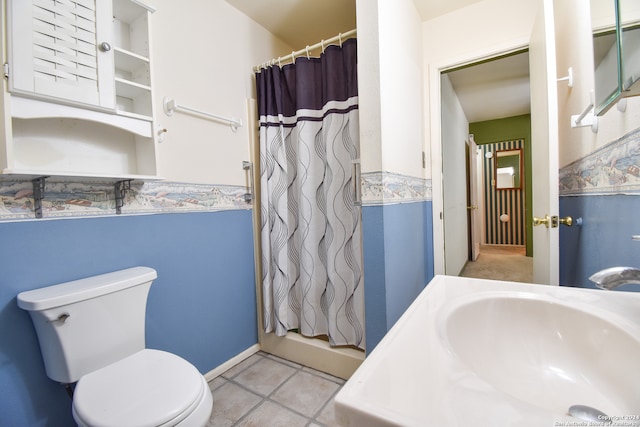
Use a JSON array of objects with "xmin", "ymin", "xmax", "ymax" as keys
[{"xmin": 47, "ymin": 313, "xmax": 70, "ymax": 324}]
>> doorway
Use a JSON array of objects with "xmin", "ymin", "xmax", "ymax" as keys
[
  {"xmin": 440, "ymin": 50, "xmax": 533, "ymax": 278},
  {"xmin": 460, "ymin": 245, "xmax": 533, "ymax": 282}
]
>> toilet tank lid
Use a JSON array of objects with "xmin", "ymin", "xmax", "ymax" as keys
[{"xmin": 17, "ymin": 267, "xmax": 157, "ymax": 311}]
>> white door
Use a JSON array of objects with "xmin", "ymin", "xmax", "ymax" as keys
[
  {"xmin": 529, "ymin": 0, "xmax": 560, "ymax": 285},
  {"xmin": 468, "ymin": 136, "xmax": 480, "ymax": 261}
]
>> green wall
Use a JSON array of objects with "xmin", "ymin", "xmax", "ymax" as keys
[{"xmin": 469, "ymin": 114, "xmax": 532, "ymax": 256}]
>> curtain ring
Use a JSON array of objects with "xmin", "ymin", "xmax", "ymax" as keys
[
  {"xmin": 339, "ymin": 33, "xmax": 343, "ymax": 46},
  {"xmin": 291, "ymin": 50, "xmax": 295, "ymax": 63},
  {"xmin": 305, "ymin": 46, "xmax": 310, "ymax": 59},
  {"xmin": 278, "ymin": 57, "xmax": 282, "ymax": 68},
  {"xmin": 321, "ymin": 39, "xmax": 325, "ymax": 53}
]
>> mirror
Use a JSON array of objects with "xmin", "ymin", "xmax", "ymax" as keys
[
  {"xmin": 591, "ymin": 0, "xmax": 622, "ymax": 115},
  {"xmin": 591, "ymin": 0, "xmax": 640, "ymax": 115},
  {"xmin": 620, "ymin": 0, "xmax": 640, "ymax": 95},
  {"xmin": 495, "ymin": 149, "xmax": 522, "ymax": 190}
]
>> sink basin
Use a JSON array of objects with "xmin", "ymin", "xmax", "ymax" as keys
[
  {"xmin": 442, "ymin": 292, "xmax": 640, "ymax": 415},
  {"xmin": 335, "ymin": 275, "xmax": 640, "ymax": 427}
]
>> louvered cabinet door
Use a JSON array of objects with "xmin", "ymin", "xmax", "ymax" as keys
[{"xmin": 7, "ymin": 0, "xmax": 115, "ymax": 109}]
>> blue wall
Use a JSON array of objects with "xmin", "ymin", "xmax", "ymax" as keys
[
  {"xmin": 362, "ymin": 205, "xmax": 387, "ymax": 355},
  {"xmin": 560, "ymin": 194, "xmax": 640, "ymax": 292},
  {"xmin": 0, "ymin": 192, "xmax": 436, "ymax": 423},
  {"xmin": 362, "ymin": 201, "xmax": 434, "ymax": 353},
  {"xmin": 0, "ymin": 211, "xmax": 257, "ymax": 426}
]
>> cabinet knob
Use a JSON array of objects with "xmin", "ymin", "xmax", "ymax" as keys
[{"xmin": 99, "ymin": 42, "xmax": 112, "ymax": 52}]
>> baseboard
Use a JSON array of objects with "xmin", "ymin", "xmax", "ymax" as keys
[
  {"xmin": 260, "ymin": 332, "xmax": 364, "ymax": 380},
  {"xmin": 203, "ymin": 344, "xmax": 261, "ymax": 381}
]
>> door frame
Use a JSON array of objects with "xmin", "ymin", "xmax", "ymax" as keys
[
  {"xmin": 467, "ymin": 134, "xmax": 481, "ymax": 262},
  {"xmin": 430, "ymin": 39, "xmax": 531, "ymax": 275},
  {"xmin": 529, "ymin": 0, "xmax": 560, "ymax": 285}
]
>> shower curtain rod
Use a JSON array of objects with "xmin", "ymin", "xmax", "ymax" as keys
[{"xmin": 254, "ymin": 28, "xmax": 357, "ymax": 72}]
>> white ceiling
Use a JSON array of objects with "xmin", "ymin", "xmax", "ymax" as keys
[
  {"xmin": 224, "ymin": 0, "xmax": 485, "ymax": 49},
  {"xmin": 413, "ymin": 0, "xmax": 484, "ymax": 21},
  {"xmin": 225, "ymin": 0, "xmax": 529, "ymax": 123},
  {"xmin": 445, "ymin": 52, "xmax": 531, "ymax": 123},
  {"xmin": 224, "ymin": 0, "xmax": 356, "ymax": 49}
]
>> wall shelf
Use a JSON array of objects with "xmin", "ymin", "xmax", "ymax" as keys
[
  {"xmin": 1, "ymin": 168, "xmax": 163, "ymax": 182},
  {"xmin": 2, "ymin": 0, "xmax": 158, "ymax": 181},
  {"xmin": 10, "ymin": 96, "xmax": 153, "ymax": 137}
]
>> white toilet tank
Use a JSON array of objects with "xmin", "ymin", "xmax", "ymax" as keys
[{"xmin": 17, "ymin": 267, "xmax": 157, "ymax": 384}]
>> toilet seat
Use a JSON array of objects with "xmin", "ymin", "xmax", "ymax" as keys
[{"xmin": 72, "ymin": 349, "xmax": 209, "ymax": 427}]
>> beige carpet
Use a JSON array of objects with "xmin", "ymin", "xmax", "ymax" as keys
[{"xmin": 459, "ymin": 245, "xmax": 533, "ymax": 283}]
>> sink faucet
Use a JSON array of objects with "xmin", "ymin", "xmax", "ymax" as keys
[{"xmin": 589, "ymin": 266, "xmax": 640, "ymax": 290}]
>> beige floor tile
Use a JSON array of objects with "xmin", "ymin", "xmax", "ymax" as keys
[
  {"xmin": 233, "ymin": 357, "xmax": 297, "ymax": 396},
  {"xmin": 234, "ymin": 401, "xmax": 308, "ymax": 427},
  {"xmin": 263, "ymin": 352, "xmax": 302, "ymax": 369},
  {"xmin": 301, "ymin": 366, "xmax": 346, "ymax": 385},
  {"xmin": 208, "ymin": 375, "xmax": 227, "ymax": 392},
  {"xmin": 270, "ymin": 371, "xmax": 340, "ymax": 418},
  {"xmin": 315, "ymin": 396, "xmax": 341, "ymax": 426},
  {"xmin": 207, "ymin": 382, "xmax": 262, "ymax": 427},
  {"xmin": 222, "ymin": 353, "xmax": 264, "ymax": 379}
]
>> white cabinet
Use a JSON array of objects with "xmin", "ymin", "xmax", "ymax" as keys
[
  {"xmin": 7, "ymin": 0, "xmax": 115, "ymax": 109},
  {"xmin": 112, "ymin": 0, "xmax": 154, "ymax": 119},
  {"xmin": 0, "ymin": 0, "xmax": 159, "ymax": 180}
]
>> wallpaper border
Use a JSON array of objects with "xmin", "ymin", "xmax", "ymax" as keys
[
  {"xmin": 361, "ymin": 171, "xmax": 432, "ymax": 206},
  {"xmin": 0, "ymin": 179, "xmax": 250, "ymax": 222},
  {"xmin": 0, "ymin": 170, "xmax": 433, "ymax": 221},
  {"xmin": 559, "ymin": 127, "xmax": 640, "ymax": 196}
]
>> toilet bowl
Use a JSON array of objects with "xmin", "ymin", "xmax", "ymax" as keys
[
  {"xmin": 73, "ymin": 349, "xmax": 213, "ymax": 427},
  {"xmin": 17, "ymin": 267, "xmax": 213, "ymax": 426}
]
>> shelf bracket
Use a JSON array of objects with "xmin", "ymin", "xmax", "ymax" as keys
[
  {"xmin": 32, "ymin": 177, "xmax": 48, "ymax": 219},
  {"xmin": 114, "ymin": 180, "xmax": 132, "ymax": 215}
]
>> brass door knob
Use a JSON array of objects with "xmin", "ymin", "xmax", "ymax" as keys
[
  {"xmin": 533, "ymin": 214, "xmax": 550, "ymax": 228},
  {"xmin": 559, "ymin": 216, "xmax": 573, "ymax": 226}
]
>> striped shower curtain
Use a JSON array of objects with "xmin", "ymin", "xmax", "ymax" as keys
[{"xmin": 255, "ymin": 38, "xmax": 364, "ymax": 349}]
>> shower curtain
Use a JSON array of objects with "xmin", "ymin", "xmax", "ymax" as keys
[{"xmin": 255, "ymin": 38, "xmax": 364, "ymax": 349}]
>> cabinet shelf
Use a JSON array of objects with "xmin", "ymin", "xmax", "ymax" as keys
[
  {"xmin": 11, "ymin": 96, "xmax": 153, "ymax": 137},
  {"xmin": 113, "ymin": 0, "xmax": 152, "ymax": 58},
  {"xmin": 1, "ymin": 168, "xmax": 163, "ymax": 182},
  {"xmin": 115, "ymin": 78, "xmax": 151, "ymax": 99},
  {"xmin": 113, "ymin": 0, "xmax": 156, "ymax": 24},
  {"xmin": 114, "ymin": 47, "xmax": 151, "ymax": 86},
  {"xmin": 9, "ymin": 114, "xmax": 158, "ymax": 179},
  {"xmin": 114, "ymin": 47, "xmax": 149, "ymax": 64},
  {"xmin": 112, "ymin": 1, "xmax": 154, "ymax": 125},
  {"xmin": 116, "ymin": 109, "xmax": 153, "ymax": 122},
  {"xmin": 115, "ymin": 78, "xmax": 153, "ymax": 118}
]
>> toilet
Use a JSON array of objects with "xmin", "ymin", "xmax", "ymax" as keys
[{"xmin": 17, "ymin": 267, "xmax": 213, "ymax": 426}]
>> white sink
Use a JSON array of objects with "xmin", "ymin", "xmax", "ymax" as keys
[
  {"xmin": 335, "ymin": 275, "xmax": 640, "ymax": 427},
  {"xmin": 443, "ymin": 292, "xmax": 640, "ymax": 415}
]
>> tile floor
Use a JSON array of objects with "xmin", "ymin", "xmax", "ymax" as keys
[{"xmin": 207, "ymin": 351, "xmax": 345, "ymax": 427}]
